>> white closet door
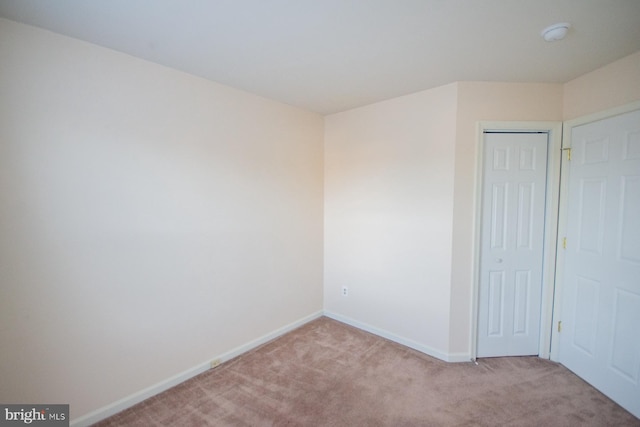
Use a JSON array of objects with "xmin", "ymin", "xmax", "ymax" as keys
[{"xmin": 477, "ymin": 132, "xmax": 548, "ymax": 357}]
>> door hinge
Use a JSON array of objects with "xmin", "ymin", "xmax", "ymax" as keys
[
  {"xmin": 558, "ymin": 321, "xmax": 562, "ymax": 332},
  {"xmin": 562, "ymin": 147, "xmax": 572, "ymax": 161},
  {"xmin": 562, "ymin": 237, "xmax": 567, "ymax": 249}
]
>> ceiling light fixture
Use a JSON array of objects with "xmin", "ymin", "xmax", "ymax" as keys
[{"xmin": 541, "ymin": 23, "xmax": 571, "ymax": 42}]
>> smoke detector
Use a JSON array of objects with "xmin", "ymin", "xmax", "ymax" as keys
[{"xmin": 541, "ymin": 23, "xmax": 571, "ymax": 42}]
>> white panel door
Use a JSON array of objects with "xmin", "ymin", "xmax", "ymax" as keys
[
  {"xmin": 477, "ymin": 133, "xmax": 548, "ymax": 357},
  {"xmin": 559, "ymin": 109, "xmax": 640, "ymax": 418}
]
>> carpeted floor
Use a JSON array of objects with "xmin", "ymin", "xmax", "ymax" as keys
[{"xmin": 95, "ymin": 317, "xmax": 639, "ymax": 426}]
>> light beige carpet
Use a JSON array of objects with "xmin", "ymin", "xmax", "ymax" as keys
[{"xmin": 95, "ymin": 317, "xmax": 639, "ymax": 426}]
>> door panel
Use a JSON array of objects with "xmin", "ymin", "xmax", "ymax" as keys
[
  {"xmin": 487, "ymin": 271, "xmax": 505, "ymax": 336},
  {"xmin": 513, "ymin": 270, "xmax": 530, "ymax": 334},
  {"xmin": 559, "ymin": 109, "xmax": 640, "ymax": 418},
  {"xmin": 516, "ymin": 183, "xmax": 534, "ymax": 248},
  {"xmin": 477, "ymin": 132, "xmax": 548, "ymax": 357}
]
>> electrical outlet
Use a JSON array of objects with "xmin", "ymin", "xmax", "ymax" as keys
[
  {"xmin": 341, "ymin": 286, "xmax": 348, "ymax": 297},
  {"xmin": 210, "ymin": 358, "xmax": 222, "ymax": 369}
]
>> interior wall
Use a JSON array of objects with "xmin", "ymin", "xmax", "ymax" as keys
[
  {"xmin": 563, "ymin": 50, "xmax": 640, "ymax": 120},
  {"xmin": 0, "ymin": 18, "xmax": 324, "ymax": 420},
  {"xmin": 450, "ymin": 82, "xmax": 564, "ymax": 355},
  {"xmin": 324, "ymin": 83, "xmax": 458, "ymax": 359}
]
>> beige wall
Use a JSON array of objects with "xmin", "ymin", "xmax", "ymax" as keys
[
  {"xmin": 324, "ymin": 84, "xmax": 459, "ymax": 359},
  {"xmin": 564, "ymin": 50, "xmax": 640, "ymax": 120},
  {"xmin": 0, "ymin": 18, "xmax": 324, "ymax": 421}
]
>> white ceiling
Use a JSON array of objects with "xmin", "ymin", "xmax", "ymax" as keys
[{"xmin": 1, "ymin": 1, "xmax": 639, "ymax": 115}]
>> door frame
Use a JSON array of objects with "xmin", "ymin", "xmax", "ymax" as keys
[
  {"xmin": 471, "ymin": 121, "xmax": 563, "ymax": 361},
  {"xmin": 549, "ymin": 100, "xmax": 640, "ymax": 362}
]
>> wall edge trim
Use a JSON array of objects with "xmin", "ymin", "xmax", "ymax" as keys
[{"xmin": 323, "ymin": 310, "xmax": 469, "ymax": 363}]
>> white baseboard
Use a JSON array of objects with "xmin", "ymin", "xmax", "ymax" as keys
[
  {"xmin": 323, "ymin": 311, "xmax": 471, "ymax": 363},
  {"xmin": 72, "ymin": 309, "xmax": 472, "ymax": 425},
  {"xmin": 446, "ymin": 352, "xmax": 473, "ymax": 363},
  {"xmin": 71, "ymin": 310, "xmax": 323, "ymax": 427}
]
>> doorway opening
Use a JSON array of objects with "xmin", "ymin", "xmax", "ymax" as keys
[{"xmin": 471, "ymin": 122, "xmax": 562, "ymax": 361}]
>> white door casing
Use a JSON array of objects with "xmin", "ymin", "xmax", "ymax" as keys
[
  {"xmin": 557, "ymin": 108, "xmax": 640, "ymax": 418},
  {"xmin": 477, "ymin": 132, "xmax": 549, "ymax": 357}
]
